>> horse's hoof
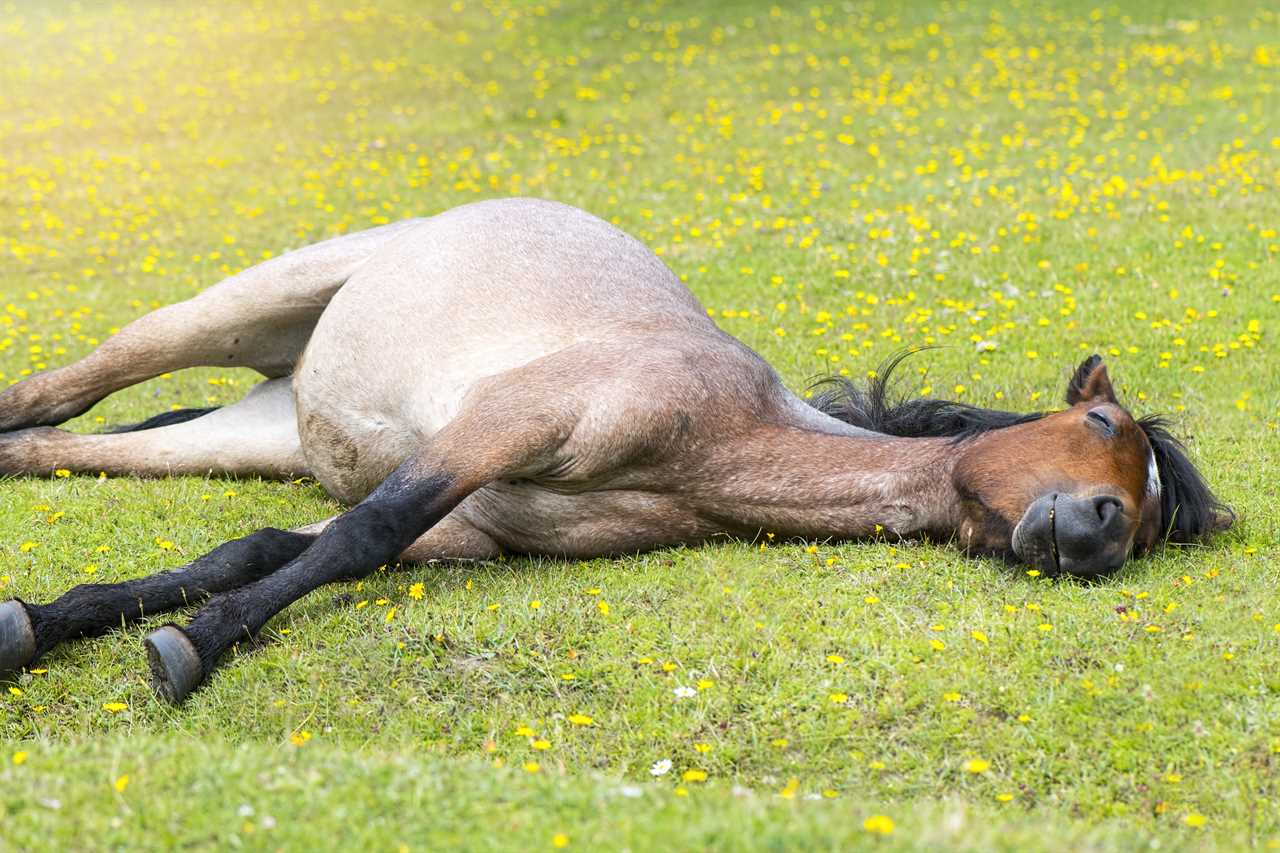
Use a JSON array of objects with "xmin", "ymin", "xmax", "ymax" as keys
[
  {"xmin": 144, "ymin": 626, "xmax": 202, "ymax": 704},
  {"xmin": 0, "ymin": 600, "xmax": 36, "ymax": 675}
]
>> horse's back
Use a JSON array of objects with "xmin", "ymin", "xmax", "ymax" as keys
[{"xmin": 293, "ymin": 197, "xmax": 723, "ymax": 502}]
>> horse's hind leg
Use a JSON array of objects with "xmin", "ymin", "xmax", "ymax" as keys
[
  {"xmin": 0, "ymin": 219, "xmax": 420, "ymax": 432},
  {"xmin": 0, "ymin": 377, "xmax": 307, "ymax": 478}
]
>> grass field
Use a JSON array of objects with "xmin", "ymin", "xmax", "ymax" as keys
[{"xmin": 1, "ymin": 0, "xmax": 1278, "ymax": 849}]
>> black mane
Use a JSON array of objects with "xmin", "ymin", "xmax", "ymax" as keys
[
  {"xmin": 1135, "ymin": 415, "xmax": 1232, "ymax": 543},
  {"xmin": 807, "ymin": 352, "xmax": 1230, "ymax": 544},
  {"xmin": 807, "ymin": 351, "xmax": 1048, "ymax": 441}
]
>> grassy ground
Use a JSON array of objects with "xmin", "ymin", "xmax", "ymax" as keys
[{"xmin": 1, "ymin": 0, "xmax": 1278, "ymax": 849}]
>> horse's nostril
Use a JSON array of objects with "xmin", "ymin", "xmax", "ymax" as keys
[{"xmin": 1092, "ymin": 495, "xmax": 1123, "ymax": 526}]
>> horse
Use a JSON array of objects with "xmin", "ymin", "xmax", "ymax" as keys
[{"xmin": 0, "ymin": 198, "xmax": 1232, "ymax": 704}]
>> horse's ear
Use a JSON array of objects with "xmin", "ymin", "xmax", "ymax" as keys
[{"xmin": 1066, "ymin": 354, "xmax": 1118, "ymax": 405}]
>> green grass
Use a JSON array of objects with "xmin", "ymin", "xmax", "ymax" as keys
[{"xmin": 1, "ymin": 0, "xmax": 1278, "ymax": 849}]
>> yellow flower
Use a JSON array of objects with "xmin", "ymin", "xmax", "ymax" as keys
[
  {"xmin": 965, "ymin": 758, "xmax": 990, "ymax": 774},
  {"xmin": 289, "ymin": 730, "xmax": 312, "ymax": 746},
  {"xmin": 12, "ymin": 751, "xmax": 27, "ymax": 765},
  {"xmin": 829, "ymin": 692, "xmax": 849, "ymax": 703},
  {"xmin": 551, "ymin": 834, "xmax": 569, "ymax": 849},
  {"xmin": 408, "ymin": 583, "xmax": 425, "ymax": 600},
  {"xmin": 102, "ymin": 702, "xmax": 128, "ymax": 713},
  {"xmin": 532, "ymin": 739, "xmax": 551, "ymax": 750},
  {"xmin": 1183, "ymin": 813, "xmax": 1206, "ymax": 828},
  {"xmin": 682, "ymin": 769, "xmax": 708, "ymax": 782},
  {"xmin": 863, "ymin": 815, "xmax": 895, "ymax": 835},
  {"xmin": 971, "ymin": 630, "xmax": 989, "ymax": 644},
  {"xmin": 114, "ymin": 774, "xmax": 129, "ymax": 792},
  {"xmin": 567, "ymin": 714, "xmax": 593, "ymax": 726}
]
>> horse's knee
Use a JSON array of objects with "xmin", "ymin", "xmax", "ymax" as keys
[{"xmin": 206, "ymin": 527, "xmax": 315, "ymax": 579}]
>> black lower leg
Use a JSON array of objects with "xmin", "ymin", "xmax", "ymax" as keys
[
  {"xmin": 1, "ymin": 527, "xmax": 314, "ymax": 674},
  {"xmin": 148, "ymin": 466, "xmax": 458, "ymax": 702}
]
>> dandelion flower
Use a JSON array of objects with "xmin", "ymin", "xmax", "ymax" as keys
[{"xmin": 863, "ymin": 815, "xmax": 895, "ymax": 835}]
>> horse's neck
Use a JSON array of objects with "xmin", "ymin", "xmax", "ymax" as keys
[{"xmin": 688, "ymin": 425, "xmax": 963, "ymax": 541}]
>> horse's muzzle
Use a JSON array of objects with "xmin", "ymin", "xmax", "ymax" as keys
[{"xmin": 1012, "ymin": 492, "xmax": 1131, "ymax": 577}]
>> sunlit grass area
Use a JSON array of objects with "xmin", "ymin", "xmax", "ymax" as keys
[{"xmin": 1, "ymin": 0, "xmax": 1277, "ymax": 849}]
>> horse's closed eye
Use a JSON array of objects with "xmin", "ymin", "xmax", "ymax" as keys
[{"xmin": 1086, "ymin": 408, "xmax": 1114, "ymax": 436}]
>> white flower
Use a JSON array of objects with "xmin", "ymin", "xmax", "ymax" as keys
[
  {"xmin": 650, "ymin": 759, "xmax": 673, "ymax": 777},
  {"xmin": 673, "ymin": 686, "xmax": 696, "ymax": 699}
]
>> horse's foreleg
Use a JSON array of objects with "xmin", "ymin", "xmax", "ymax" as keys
[
  {"xmin": 143, "ymin": 383, "xmax": 572, "ymax": 703},
  {"xmin": 0, "ymin": 513, "xmax": 500, "ymax": 676},
  {"xmin": 146, "ymin": 457, "xmax": 466, "ymax": 702},
  {"xmin": 0, "ymin": 527, "xmax": 317, "ymax": 675},
  {"xmin": 0, "ymin": 377, "xmax": 306, "ymax": 479}
]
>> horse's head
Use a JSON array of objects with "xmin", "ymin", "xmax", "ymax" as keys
[
  {"xmin": 813, "ymin": 353, "xmax": 1233, "ymax": 577},
  {"xmin": 951, "ymin": 355, "xmax": 1232, "ymax": 575}
]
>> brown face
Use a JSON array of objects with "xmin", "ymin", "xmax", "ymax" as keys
[{"xmin": 951, "ymin": 358, "xmax": 1167, "ymax": 576}]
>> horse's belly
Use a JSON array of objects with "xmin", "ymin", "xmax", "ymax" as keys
[{"xmin": 457, "ymin": 481, "xmax": 715, "ymax": 558}]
